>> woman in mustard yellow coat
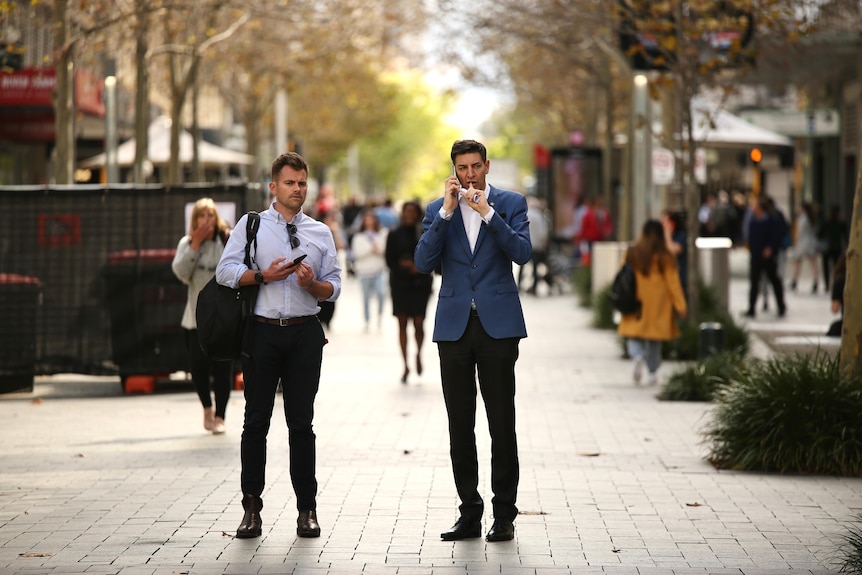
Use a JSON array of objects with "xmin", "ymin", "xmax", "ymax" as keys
[{"xmin": 617, "ymin": 220, "xmax": 688, "ymax": 385}]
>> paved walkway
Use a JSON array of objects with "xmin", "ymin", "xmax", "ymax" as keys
[{"xmin": 0, "ymin": 248, "xmax": 856, "ymax": 575}]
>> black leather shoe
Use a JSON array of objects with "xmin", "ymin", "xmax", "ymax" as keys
[
  {"xmin": 485, "ymin": 519, "xmax": 515, "ymax": 542},
  {"xmin": 297, "ymin": 510, "xmax": 321, "ymax": 538},
  {"xmin": 236, "ymin": 494, "xmax": 262, "ymax": 538},
  {"xmin": 440, "ymin": 517, "xmax": 482, "ymax": 541}
]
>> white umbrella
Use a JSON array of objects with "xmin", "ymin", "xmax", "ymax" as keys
[
  {"xmin": 690, "ymin": 98, "xmax": 793, "ymax": 147},
  {"xmin": 79, "ymin": 116, "xmax": 255, "ymax": 168}
]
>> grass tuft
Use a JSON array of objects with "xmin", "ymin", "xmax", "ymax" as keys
[
  {"xmin": 659, "ymin": 349, "xmax": 749, "ymax": 402},
  {"xmin": 837, "ymin": 514, "xmax": 862, "ymax": 573},
  {"xmin": 704, "ymin": 351, "xmax": 862, "ymax": 475}
]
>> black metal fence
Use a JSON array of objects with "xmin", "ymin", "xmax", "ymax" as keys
[{"xmin": 0, "ymin": 183, "xmax": 268, "ymax": 385}]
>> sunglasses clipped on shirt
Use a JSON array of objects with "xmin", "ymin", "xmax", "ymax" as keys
[{"xmin": 287, "ymin": 223, "xmax": 300, "ymax": 249}]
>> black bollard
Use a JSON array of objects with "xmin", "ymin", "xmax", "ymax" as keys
[{"xmin": 698, "ymin": 322, "xmax": 724, "ymax": 360}]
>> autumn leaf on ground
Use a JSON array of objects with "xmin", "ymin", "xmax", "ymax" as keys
[
  {"xmin": 686, "ymin": 502, "xmax": 703, "ymax": 507},
  {"xmin": 20, "ymin": 552, "xmax": 53, "ymax": 558},
  {"xmin": 578, "ymin": 451, "xmax": 600, "ymax": 457}
]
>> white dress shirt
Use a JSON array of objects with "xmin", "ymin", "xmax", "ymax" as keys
[{"xmin": 440, "ymin": 184, "xmax": 496, "ymax": 253}]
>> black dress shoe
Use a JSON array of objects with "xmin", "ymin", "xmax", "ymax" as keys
[
  {"xmin": 440, "ymin": 517, "xmax": 482, "ymax": 541},
  {"xmin": 297, "ymin": 510, "xmax": 321, "ymax": 538},
  {"xmin": 236, "ymin": 494, "xmax": 262, "ymax": 538},
  {"xmin": 485, "ymin": 519, "xmax": 515, "ymax": 542},
  {"xmin": 740, "ymin": 310, "xmax": 755, "ymax": 318}
]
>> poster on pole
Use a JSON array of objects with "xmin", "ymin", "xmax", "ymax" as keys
[{"xmin": 652, "ymin": 148, "xmax": 674, "ymax": 185}]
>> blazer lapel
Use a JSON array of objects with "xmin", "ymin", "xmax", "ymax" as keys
[
  {"xmin": 451, "ymin": 207, "xmax": 473, "ymax": 256},
  {"xmin": 471, "ymin": 186, "xmax": 497, "ymax": 255}
]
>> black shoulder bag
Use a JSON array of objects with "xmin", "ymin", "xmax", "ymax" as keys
[{"xmin": 196, "ymin": 212, "xmax": 261, "ymax": 361}]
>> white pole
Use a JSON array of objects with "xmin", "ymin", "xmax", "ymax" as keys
[
  {"xmin": 632, "ymin": 73, "xmax": 652, "ymax": 228},
  {"xmin": 104, "ymin": 59, "xmax": 118, "ymax": 184},
  {"xmin": 275, "ymin": 89, "xmax": 287, "ymax": 155}
]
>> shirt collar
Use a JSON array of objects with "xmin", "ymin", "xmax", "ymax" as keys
[{"xmin": 268, "ymin": 202, "xmax": 307, "ymax": 225}]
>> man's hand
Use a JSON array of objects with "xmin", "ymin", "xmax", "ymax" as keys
[
  {"xmin": 462, "ymin": 184, "xmax": 490, "ymax": 218},
  {"xmin": 294, "ymin": 262, "xmax": 315, "ymax": 290},
  {"xmin": 260, "ymin": 257, "xmax": 304, "ymax": 284},
  {"xmin": 443, "ymin": 175, "xmax": 460, "ymax": 215}
]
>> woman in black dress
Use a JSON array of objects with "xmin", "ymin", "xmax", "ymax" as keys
[{"xmin": 385, "ymin": 201, "xmax": 433, "ymax": 383}]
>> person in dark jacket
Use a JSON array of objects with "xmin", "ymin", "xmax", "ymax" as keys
[
  {"xmin": 385, "ymin": 201, "xmax": 433, "ymax": 383},
  {"xmin": 827, "ymin": 253, "xmax": 846, "ymax": 337},
  {"xmin": 742, "ymin": 196, "xmax": 786, "ymax": 319}
]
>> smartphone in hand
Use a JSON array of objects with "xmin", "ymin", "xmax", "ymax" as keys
[{"xmin": 290, "ymin": 253, "xmax": 307, "ymax": 266}]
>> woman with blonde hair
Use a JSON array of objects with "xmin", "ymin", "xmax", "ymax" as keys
[
  {"xmin": 617, "ymin": 219, "xmax": 687, "ymax": 386},
  {"xmin": 172, "ymin": 197, "xmax": 233, "ymax": 434}
]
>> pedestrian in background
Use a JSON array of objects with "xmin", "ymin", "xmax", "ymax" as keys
[
  {"xmin": 415, "ymin": 139, "xmax": 531, "ymax": 543},
  {"xmin": 827, "ymin": 253, "xmax": 846, "ymax": 336},
  {"xmin": 660, "ymin": 209, "xmax": 687, "ymax": 300},
  {"xmin": 818, "ymin": 203, "xmax": 848, "ymax": 293},
  {"xmin": 171, "ymin": 197, "xmax": 233, "ymax": 435},
  {"xmin": 318, "ymin": 209, "xmax": 347, "ymax": 330},
  {"xmin": 789, "ymin": 201, "xmax": 819, "ymax": 293},
  {"xmin": 742, "ymin": 196, "xmax": 786, "ymax": 319},
  {"xmin": 617, "ymin": 219, "xmax": 687, "ymax": 386},
  {"xmin": 519, "ymin": 196, "xmax": 552, "ymax": 295},
  {"xmin": 352, "ymin": 208, "xmax": 388, "ymax": 333},
  {"xmin": 760, "ymin": 197, "xmax": 790, "ymax": 312},
  {"xmin": 216, "ymin": 152, "xmax": 342, "ymax": 540},
  {"xmin": 385, "ymin": 201, "xmax": 433, "ymax": 384}
]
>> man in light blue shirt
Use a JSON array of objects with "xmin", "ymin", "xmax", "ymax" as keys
[{"xmin": 216, "ymin": 152, "xmax": 341, "ymax": 540}]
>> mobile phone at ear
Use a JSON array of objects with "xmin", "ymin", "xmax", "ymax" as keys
[{"xmin": 291, "ymin": 254, "xmax": 307, "ymax": 265}]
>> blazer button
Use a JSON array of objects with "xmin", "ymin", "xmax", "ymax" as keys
[{"xmin": 472, "ymin": 286, "xmax": 477, "ymax": 291}]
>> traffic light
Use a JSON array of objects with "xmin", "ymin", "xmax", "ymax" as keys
[
  {"xmin": 749, "ymin": 147, "xmax": 762, "ymax": 164},
  {"xmin": 750, "ymin": 148, "xmax": 762, "ymax": 198}
]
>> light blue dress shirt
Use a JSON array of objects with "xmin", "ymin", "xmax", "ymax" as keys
[{"xmin": 215, "ymin": 203, "xmax": 342, "ymax": 319}]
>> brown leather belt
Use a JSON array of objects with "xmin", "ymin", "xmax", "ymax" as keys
[{"xmin": 253, "ymin": 315, "xmax": 317, "ymax": 327}]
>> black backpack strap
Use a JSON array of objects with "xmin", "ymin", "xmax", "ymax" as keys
[{"xmin": 244, "ymin": 211, "xmax": 260, "ymax": 269}]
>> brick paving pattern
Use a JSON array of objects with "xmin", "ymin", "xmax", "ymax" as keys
[{"xmin": 0, "ymin": 248, "xmax": 855, "ymax": 574}]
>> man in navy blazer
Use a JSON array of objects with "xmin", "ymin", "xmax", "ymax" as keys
[{"xmin": 415, "ymin": 139, "xmax": 531, "ymax": 542}]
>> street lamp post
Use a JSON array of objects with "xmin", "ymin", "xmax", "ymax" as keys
[
  {"xmin": 104, "ymin": 59, "xmax": 118, "ymax": 184},
  {"xmin": 632, "ymin": 73, "xmax": 652, "ymax": 231}
]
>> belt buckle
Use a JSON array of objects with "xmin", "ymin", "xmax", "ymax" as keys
[{"xmin": 278, "ymin": 317, "xmax": 291, "ymax": 327}]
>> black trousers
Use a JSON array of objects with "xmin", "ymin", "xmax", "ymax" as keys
[
  {"xmin": 185, "ymin": 329, "xmax": 232, "ymax": 419},
  {"xmin": 437, "ymin": 313, "xmax": 520, "ymax": 523},
  {"xmin": 748, "ymin": 255, "xmax": 786, "ymax": 313},
  {"xmin": 240, "ymin": 318, "xmax": 326, "ymax": 511}
]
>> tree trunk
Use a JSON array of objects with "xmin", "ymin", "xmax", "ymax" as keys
[
  {"xmin": 681, "ymin": 91, "xmax": 701, "ymax": 322},
  {"xmin": 191, "ymin": 63, "xmax": 201, "ymax": 183},
  {"xmin": 52, "ymin": 0, "xmax": 74, "ymax": 185},
  {"xmin": 134, "ymin": 0, "xmax": 149, "ymax": 184},
  {"xmin": 839, "ymin": 162, "xmax": 862, "ymax": 372},
  {"xmin": 167, "ymin": 51, "xmax": 198, "ymax": 185}
]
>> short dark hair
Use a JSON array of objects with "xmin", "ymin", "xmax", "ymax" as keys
[
  {"xmin": 450, "ymin": 139, "xmax": 487, "ymax": 164},
  {"xmin": 271, "ymin": 152, "xmax": 308, "ymax": 182}
]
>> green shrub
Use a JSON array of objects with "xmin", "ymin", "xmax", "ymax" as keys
[
  {"xmin": 659, "ymin": 349, "xmax": 749, "ymax": 402},
  {"xmin": 663, "ymin": 283, "xmax": 750, "ymax": 360},
  {"xmin": 837, "ymin": 514, "xmax": 862, "ymax": 574},
  {"xmin": 704, "ymin": 351, "xmax": 862, "ymax": 475},
  {"xmin": 573, "ymin": 265, "xmax": 591, "ymax": 308},
  {"xmin": 592, "ymin": 283, "xmax": 616, "ymax": 330}
]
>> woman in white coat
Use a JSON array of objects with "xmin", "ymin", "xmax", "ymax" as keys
[
  {"xmin": 171, "ymin": 197, "xmax": 232, "ymax": 434},
  {"xmin": 352, "ymin": 209, "xmax": 389, "ymax": 332}
]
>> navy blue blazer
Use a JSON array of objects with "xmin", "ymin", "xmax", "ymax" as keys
[{"xmin": 414, "ymin": 185, "xmax": 532, "ymax": 342}]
